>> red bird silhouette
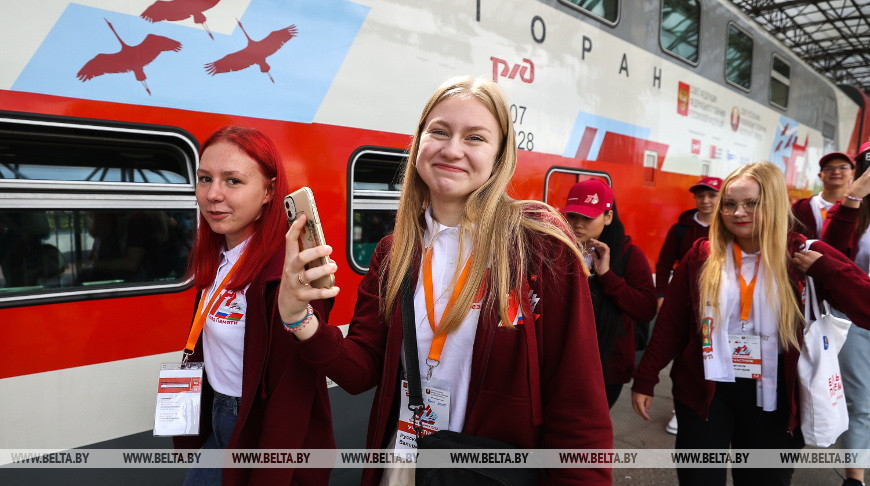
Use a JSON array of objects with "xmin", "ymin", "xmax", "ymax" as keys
[
  {"xmin": 205, "ymin": 20, "xmax": 297, "ymax": 83},
  {"xmin": 77, "ymin": 19, "xmax": 182, "ymax": 95},
  {"xmin": 140, "ymin": 0, "xmax": 221, "ymax": 40}
]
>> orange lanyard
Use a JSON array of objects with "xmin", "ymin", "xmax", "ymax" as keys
[
  {"xmin": 183, "ymin": 260, "xmax": 241, "ymax": 359},
  {"xmin": 732, "ymin": 242, "xmax": 760, "ymax": 324},
  {"xmin": 422, "ymin": 246, "xmax": 473, "ymax": 369}
]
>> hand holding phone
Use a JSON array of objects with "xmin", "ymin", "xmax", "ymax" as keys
[
  {"xmin": 587, "ymin": 238, "xmax": 611, "ymax": 275},
  {"xmin": 284, "ymin": 187, "xmax": 335, "ymax": 288}
]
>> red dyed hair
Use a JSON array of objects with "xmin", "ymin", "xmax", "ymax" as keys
[{"xmin": 189, "ymin": 126, "xmax": 290, "ymax": 290}]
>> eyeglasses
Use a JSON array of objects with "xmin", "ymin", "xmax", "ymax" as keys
[
  {"xmin": 720, "ymin": 200, "xmax": 760, "ymax": 215},
  {"xmin": 820, "ymin": 164, "xmax": 852, "ymax": 173}
]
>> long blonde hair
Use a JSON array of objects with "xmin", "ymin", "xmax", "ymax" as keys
[
  {"xmin": 382, "ymin": 76, "xmax": 580, "ymax": 334},
  {"xmin": 697, "ymin": 162, "xmax": 802, "ymax": 350}
]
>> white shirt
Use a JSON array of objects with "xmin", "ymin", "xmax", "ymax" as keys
[
  {"xmin": 202, "ymin": 237, "xmax": 251, "ymax": 397},
  {"xmin": 693, "ymin": 212, "xmax": 711, "ymax": 227},
  {"xmin": 403, "ymin": 208, "xmax": 480, "ymax": 432},
  {"xmin": 810, "ymin": 194, "xmax": 835, "ymax": 235},
  {"xmin": 725, "ymin": 250, "xmax": 760, "ymax": 335}
]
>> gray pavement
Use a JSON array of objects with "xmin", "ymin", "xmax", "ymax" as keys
[{"xmin": 610, "ymin": 361, "xmax": 847, "ymax": 485}]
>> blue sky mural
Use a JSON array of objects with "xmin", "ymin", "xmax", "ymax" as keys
[{"xmin": 13, "ymin": 0, "xmax": 368, "ymax": 123}]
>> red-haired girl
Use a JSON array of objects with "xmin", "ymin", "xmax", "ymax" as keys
[{"xmin": 176, "ymin": 126, "xmax": 334, "ymax": 486}]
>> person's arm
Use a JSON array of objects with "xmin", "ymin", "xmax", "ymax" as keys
[
  {"xmin": 796, "ymin": 241, "xmax": 870, "ymax": 328},
  {"xmin": 820, "ymin": 203, "xmax": 859, "ymax": 258},
  {"xmin": 597, "ymin": 243, "xmax": 657, "ymax": 323},
  {"xmin": 278, "ymin": 215, "xmax": 386, "ymax": 394},
  {"xmin": 821, "ymin": 169, "xmax": 870, "ymax": 258},
  {"xmin": 655, "ymin": 223, "xmax": 681, "ymax": 298},
  {"xmin": 295, "ymin": 261, "xmax": 390, "ymax": 394},
  {"xmin": 844, "ymin": 166, "xmax": 870, "ymax": 210},
  {"xmin": 631, "ymin": 245, "xmax": 698, "ymax": 416}
]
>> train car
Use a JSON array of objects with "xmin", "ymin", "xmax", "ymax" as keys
[{"xmin": 1, "ymin": 0, "xmax": 867, "ymax": 483}]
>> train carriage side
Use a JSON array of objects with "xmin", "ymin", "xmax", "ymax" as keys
[{"xmin": 0, "ymin": 1, "xmax": 868, "ymax": 485}]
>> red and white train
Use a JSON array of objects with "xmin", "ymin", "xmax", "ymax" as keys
[{"xmin": 1, "ymin": 0, "xmax": 868, "ymax": 482}]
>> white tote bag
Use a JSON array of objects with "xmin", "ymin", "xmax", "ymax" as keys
[{"xmin": 797, "ymin": 275, "xmax": 852, "ymax": 447}]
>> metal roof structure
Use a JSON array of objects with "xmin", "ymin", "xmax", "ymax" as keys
[{"xmin": 727, "ymin": 0, "xmax": 870, "ymax": 95}]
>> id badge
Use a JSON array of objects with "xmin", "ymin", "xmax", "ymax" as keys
[
  {"xmin": 728, "ymin": 334, "xmax": 762, "ymax": 380},
  {"xmin": 395, "ymin": 380, "xmax": 450, "ymax": 451},
  {"xmin": 153, "ymin": 362, "xmax": 204, "ymax": 436}
]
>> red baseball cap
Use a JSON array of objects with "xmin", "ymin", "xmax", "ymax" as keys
[
  {"xmin": 818, "ymin": 152, "xmax": 854, "ymax": 169},
  {"xmin": 689, "ymin": 176, "xmax": 723, "ymax": 193},
  {"xmin": 563, "ymin": 179, "xmax": 614, "ymax": 218},
  {"xmin": 857, "ymin": 141, "xmax": 870, "ymax": 165}
]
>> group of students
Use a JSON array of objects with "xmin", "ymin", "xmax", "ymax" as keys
[
  {"xmin": 174, "ymin": 75, "xmax": 870, "ymax": 486},
  {"xmin": 632, "ymin": 146, "xmax": 870, "ymax": 486}
]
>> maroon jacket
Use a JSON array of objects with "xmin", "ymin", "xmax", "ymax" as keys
[
  {"xmin": 174, "ymin": 248, "xmax": 335, "ymax": 486},
  {"xmin": 821, "ymin": 201, "xmax": 862, "ymax": 260},
  {"xmin": 655, "ymin": 209, "xmax": 710, "ymax": 296},
  {"xmin": 792, "ymin": 197, "xmax": 820, "ymax": 239},
  {"xmin": 297, "ymin": 230, "xmax": 613, "ymax": 486},
  {"xmin": 596, "ymin": 236, "xmax": 657, "ymax": 384},
  {"xmin": 632, "ymin": 234, "xmax": 870, "ymax": 433}
]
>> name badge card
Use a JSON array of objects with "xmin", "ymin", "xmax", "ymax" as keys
[
  {"xmin": 153, "ymin": 362, "xmax": 204, "ymax": 436},
  {"xmin": 395, "ymin": 379, "xmax": 450, "ymax": 451},
  {"xmin": 728, "ymin": 334, "xmax": 762, "ymax": 380}
]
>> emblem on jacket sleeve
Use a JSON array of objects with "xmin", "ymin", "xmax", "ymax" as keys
[{"xmin": 701, "ymin": 317, "xmax": 714, "ymax": 353}]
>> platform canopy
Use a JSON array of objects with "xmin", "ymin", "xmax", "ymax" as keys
[{"xmin": 728, "ymin": 0, "xmax": 869, "ymax": 94}]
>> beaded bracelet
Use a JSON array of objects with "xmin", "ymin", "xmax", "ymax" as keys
[
  {"xmin": 845, "ymin": 195, "xmax": 863, "ymax": 202},
  {"xmin": 282, "ymin": 304, "xmax": 314, "ymax": 332}
]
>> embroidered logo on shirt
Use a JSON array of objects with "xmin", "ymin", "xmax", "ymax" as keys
[{"xmin": 210, "ymin": 289, "xmax": 245, "ymax": 325}]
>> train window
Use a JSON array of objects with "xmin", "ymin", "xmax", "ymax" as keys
[
  {"xmin": 660, "ymin": 0, "xmax": 700, "ymax": 65},
  {"xmin": 769, "ymin": 54, "xmax": 790, "ymax": 109},
  {"xmin": 0, "ymin": 130, "xmax": 190, "ymax": 187},
  {"xmin": 0, "ymin": 209, "xmax": 195, "ymax": 295},
  {"xmin": 725, "ymin": 23, "xmax": 753, "ymax": 91},
  {"xmin": 0, "ymin": 115, "xmax": 197, "ymax": 307},
  {"xmin": 348, "ymin": 148, "xmax": 404, "ymax": 273},
  {"xmin": 644, "ymin": 150, "xmax": 658, "ymax": 186},
  {"xmin": 559, "ymin": 0, "xmax": 619, "ymax": 25},
  {"xmin": 544, "ymin": 167, "xmax": 612, "ymax": 207}
]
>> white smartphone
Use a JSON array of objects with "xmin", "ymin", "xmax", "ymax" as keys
[{"xmin": 284, "ymin": 187, "xmax": 335, "ymax": 289}]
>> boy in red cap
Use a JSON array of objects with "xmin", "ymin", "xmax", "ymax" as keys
[
  {"xmin": 655, "ymin": 176, "xmax": 722, "ymax": 307},
  {"xmin": 792, "ymin": 151, "xmax": 855, "ymax": 238},
  {"xmin": 654, "ymin": 175, "xmax": 721, "ymax": 435}
]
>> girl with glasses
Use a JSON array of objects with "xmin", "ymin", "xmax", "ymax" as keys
[{"xmin": 631, "ymin": 162, "xmax": 870, "ymax": 486}]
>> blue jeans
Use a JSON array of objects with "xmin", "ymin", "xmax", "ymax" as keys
[
  {"xmin": 839, "ymin": 324, "xmax": 870, "ymax": 451},
  {"xmin": 183, "ymin": 391, "xmax": 241, "ymax": 486}
]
